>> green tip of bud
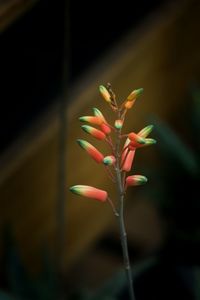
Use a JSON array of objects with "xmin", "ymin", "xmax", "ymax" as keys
[
  {"xmin": 141, "ymin": 176, "xmax": 148, "ymax": 183},
  {"xmin": 145, "ymin": 138, "xmax": 157, "ymax": 145},
  {"xmin": 76, "ymin": 139, "xmax": 84, "ymax": 147},
  {"xmin": 148, "ymin": 124, "xmax": 154, "ymax": 130},
  {"xmin": 92, "ymin": 107, "xmax": 98, "ymax": 113},
  {"xmin": 103, "ymin": 158, "xmax": 110, "ymax": 165},
  {"xmin": 81, "ymin": 125, "xmax": 89, "ymax": 132},
  {"xmin": 99, "ymin": 85, "xmax": 105, "ymax": 92},
  {"xmin": 135, "ymin": 88, "xmax": 144, "ymax": 96}
]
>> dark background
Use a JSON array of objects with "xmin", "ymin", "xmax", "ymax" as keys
[{"xmin": 0, "ymin": 0, "xmax": 166, "ymax": 153}]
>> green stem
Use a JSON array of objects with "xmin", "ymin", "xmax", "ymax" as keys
[{"xmin": 115, "ymin": 128, "xmax": 136, "ymax": 300}]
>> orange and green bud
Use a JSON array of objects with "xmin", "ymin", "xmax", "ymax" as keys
[
  {"xmin": 103, "ymin": 155, "xmax": 116, "ymax": 166},
  {"xmin": 126, "ymin": 88, "xmax": 144, "ymax": 102},
  {"xmin": 125, "ymin": 175, "xmax": 148, "ymax": 187},
  {"xmin": 93, "ymin": 107, "xmax": 111, "ymax": 134},
  {"xmin": 93, "ymin": 107, "xmax": 107, "ymax": 123},
  {"xmin": 70, "ymin": 185, "xmax": 107, "ymax": 202},
  {"xmin": 138, "ymin": 125, "xmax": 154, "ymax": 138},
  {"xmin": 128, "ymin": 132, "xmax": 146, "ymax": 147},
  {"xmin": 77, "ymin": 139, "xmax": 104, "ymax": 163},
  {"xmin": 99, "ymin": 85, "xmax": 111, "ymax": 103},
  {"xmin": 81, "ymin": 125, "xmax": 106, "ymax": 140},
  {"xmin": 79, "ymin": 116, "xmax": 102, "ymax": 125},
  {"xmin": 115, "ymin": 119, "xmax": 123, "ymax": 129}
]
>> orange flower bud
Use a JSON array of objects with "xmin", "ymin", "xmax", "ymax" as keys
[
  {"xmin": 81, "ymin": 125, "xmax": 106, "ymax": 140},
  {"xmin": 125, "ymin": 175, "xmax": 147, "ymax": 187},
  {"xmin": 77, "ymin": 139, "xmax": 104, "ymax": 163},
  {"xmin": 99, "ymin": 85, "xmax": 111, "ymax": 103},
  {"xmin": 79, "ymin": 116, "xmax": 102, "ymax": 125},
  {"xmin": 126, "ymin": 88, "xmax": 143, "ymax": 102},
  {"xmin": 70, "ymin": 185, "xmax": 107, "ymax": 202}
]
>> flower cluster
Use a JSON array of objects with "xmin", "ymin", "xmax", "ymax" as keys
[{"xmin": 70, "ymin": 84, "xmax": 156, "ymax": 209}]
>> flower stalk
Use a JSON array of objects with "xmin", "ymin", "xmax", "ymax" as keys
[
  {"xmin": 114, "ymin": 125, "xmax": 136, "ymax": 300},
  {"xmin": 70, "ymin": 83, "xmax": 156, "ymax": 300}
]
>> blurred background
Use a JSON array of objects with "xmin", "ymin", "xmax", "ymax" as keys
[{"xmin": 0, "ymin": 0, "xmax": 200, "ymax": 299}]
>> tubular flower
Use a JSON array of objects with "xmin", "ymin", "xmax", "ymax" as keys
[
  {"xmin": 93, "ymin": 107, "xmax": 112, "ymax": 134},
  {"xmin": 103, "ymin": 155, "xmax": 116, "ymax": 166},
  {"xmin": 77, "ymin": 139, "xmax": 104, "ymax": 163},
  {"xmin": 115, "ymin": 119, "xmax": 123, "ymax": 129},
  {"xmin": 121, "ymin": 138, "xmax": 136, "ymax": 172},
  {"xmin": 70, "ymin": 185, "xmax": 107, "ymax": 202},
  {"xmin": 128, "ymin": 132, "xmax": 146, "ymax": 147},
  {"xmin": 81, "ymin": 125, "xmax": 106, "ymax": 140},
  {"xmin": 123, "ymin": 88, "xmax": 143, "ymax": 110},
  {"xmin": 93, "ymin": 107, "xmax": 107, "ymax": 123},
  {"xmin": 125, "ymin": 175, "xmax": 148, "ymax": 188},
  {"xmin": 122, "ymin": 150, "xmax": 135, "ymax": 172},
  {"xmin": 79, "ymin": 116, "xmax": 102, "ymax": 125},
  {"xmin": 138, "ymin": 125, "xmax": 154, "ymax": 138},
  {"xmin": 99, "ymin": 85, "xmax": 111, "ymax": 103},
  {"xmin": 121, "ymin": 138, "xmax": 130, "ymax": 162},
  {"xmin": 129, "ymin": 131, "xmax": 156, "ymax": 148},
  {"xmin": 126, "ymin": 88, "xmax": 144, "ymax": 102}
]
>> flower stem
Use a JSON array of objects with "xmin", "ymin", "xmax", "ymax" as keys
[{"xmin": 115, "ymin": 129, "xmax": 136, "ymax": 300}]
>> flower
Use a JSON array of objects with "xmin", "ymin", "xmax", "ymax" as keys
[
  {"xmin": 128, "ymin": 132, "xmax": 146, "ymax": 146},
  {"xmin": 93, "ymin": 107, "xmax": 107, "ymax": 123},
  {"xmin": 99, "ymin": 85, "xmax": 111, "ymax": 103},
  {"xmin": 79, "ymin": 116, "xmax": 102, "ymax": 125},
  {"xmin": 125, "ymin": 175, "xmax": 148, "ymax": 187},
  {"xmin": 123, "ymin": 88, "xmax": 143, "ymax": 110},
  {"xmin": 81, "ymin": 125, "xmax": 106, "ymax": 140},
  {"xmin": 121, "ymin": 138, "xmax": 136, "ymax": 172},
  {"xmin": 70, "ymin": 185, "xmax": 107, "ymax": 202},
  {"xmin": 115, "ymin": 119, "xmax": 123, "ymax": 129},
  {"xmin": 128, "ymin": 131, "xmax": 156, "ymax": 148},
  {"xmin": 126, "ymin": 88, "xmax": 143, "ymax": 102},
  {"xmin": 77, "ymin": 139, "xmax": 104, "ymax": 163},
  {"xmin": 138, "ymin": 125, "xmax": 154, "ymax": 138},
  {"xmin": 103, "ymin": 155, "xmax": 116, "ymax": 166},
  {"xmin": 93, "ymin": 107, "xmax": 111, "ymax": 134}
]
